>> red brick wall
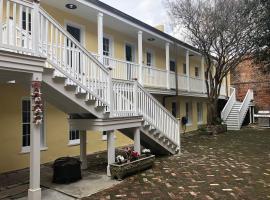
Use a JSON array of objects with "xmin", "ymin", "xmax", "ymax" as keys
[{"xmin": 231, "ymin": 59, "xmax": 270, "ymax": 110}]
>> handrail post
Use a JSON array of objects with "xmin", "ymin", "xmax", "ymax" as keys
[
  {"xmin": 133, "ymin": 79, "xmax": 138, "ymax": 116},
  {"xmin": 108, "ymin": 67, "xmax": 114, "ymax": 117},
  {"xmin": 33, "ymin": 0, "xmax": 40, "ymax": 56}
]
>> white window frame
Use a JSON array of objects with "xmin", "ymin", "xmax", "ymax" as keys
[
  {"xmin": 68, "ymin": 129, "xmax": 80, "ymax": 146},
  {"xmin": 64, "ymin": 20, "xmax": 86, "ymax": 47},
  {"xmin": 197, "ymin": 102, "xmax": 203, "ymax": 124},
  {"xmin": 103, "ymin": 33, "xmax": 114, "ymax": 57},
  {"xmin": 21, "ymin": 98, "xmax": 47, "ymax": 154}
]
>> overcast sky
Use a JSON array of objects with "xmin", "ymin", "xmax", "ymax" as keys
[{"xmin": 100, "ymin": 0, "xmax": 173, "ymax": 34}]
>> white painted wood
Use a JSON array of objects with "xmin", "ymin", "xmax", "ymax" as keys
[
  {"xmin": 97, "ymin": 12, "xmax": 103, "ymax": 63},
  {"xmin": 201, "ymin": 56, "xmax": 205, "ymax": 93},
  {"xmin": 138, "ymin": 31, "xmax": 143, "ymax": 84},
  {"xmin": 107, "ymin": 130, "xmax": 115, "ymax": 176},
  {"xmin": 134, "ymin": 127, "xmax": 140, "ymax": 153},
  {"xmin": 221, "ymin": 87, "xmax": 236, "ymax": 121},
  {"xmin": 32, "ymin": 1, "xmax": 40, "ymax": 56},
  {"xmin": 28, "ymin": 73, "xmax": 42, "ymax": 200},
  {"xmin": 80, "ymin": 131, "xmax": 88, "ymax": 170},
  {"xmin": 165, "ymin": 42, "xmax": 170, "ymax": 89},
  {"xmin": 186, "ymin": 50, "xmax": 190, "ymax": 92}
]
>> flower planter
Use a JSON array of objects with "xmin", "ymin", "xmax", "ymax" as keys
[{"xmin": 110, "ymin": 155, "xmax": 155, "ymax": 180}]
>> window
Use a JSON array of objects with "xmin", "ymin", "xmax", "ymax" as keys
[
  {"xmin": 195, "ymin": 66, "xmax": 200, "ymax": 77},
  {"xmin": 69, "ymin": 130, "xmax": 80, "ymax": 145},
  {"xmin": 22, "ymin": 11, "xmax": 31, "ymax": 32},
  {"xmin": 146, "ymin": 51, "xmax": 153, "ymax": 66},
  {"xmin": 172, "ymin": 102, "xmax": 177, "ymax": 117},
  {"xmin": 21, "ymin": 99, "xmax": 45, "ymax": 150},
  {"xmin": 103, "ymin": 37, "xmax": 110, "ymax": 56},
  {"xmin": 22, "ymin": 99, "xmax": 31, "ymax": 147},
  {"xmin": 197, "ymin": 102, "xmax": 203, "ymax": 124},
  {"xmin": 183, "ymin": 63, "xmax": 187, "ymax": 75},
  {"xmin": 170, "ymin": 60, "xmax": 176, "ymax": 72},
  {"xmin": 185, "ymin": 102, "xmax": 193, "ymax": 124}
]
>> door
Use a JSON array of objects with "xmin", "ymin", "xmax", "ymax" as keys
[
  {"xmin": 170, "ymin": 60, "xmax": 176, "ymax": 72},
  {"xmin": 125, "ymin": 44, "xmax": 133, "ymax": 80},
  {"xmin": 66, "ymin": 24, "xmax": 82, "ymax": 78}
]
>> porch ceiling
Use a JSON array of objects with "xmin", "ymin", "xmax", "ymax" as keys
[{"xmin": 42, "ymin": 0, "xmax": 171, "ymax": 49}]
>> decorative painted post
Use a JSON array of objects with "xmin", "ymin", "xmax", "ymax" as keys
[
  {"xmin": 28, "ymin": 73, "xmax": 42, "ymax": 200},
  {"xmin": 134, "ymin": 128, "xmax": 141, "ymax": 153},
  {"xmin": 186, "ymin": 50, "xmax": 190, "ymax": 92},
  {"xmin": 201, "ymin": 56, "xmax": 205, "ymax": 93},
  {"xmin": 97, "ymin": 12, "xmax": 103, "ymax": 63},
  {"xmin": 138, "ymin": 31, "xmax": 143, "ymax": 85},
  {"xmin": 166, "ymin": 42, "xmax": 170, "ymax": 89},
  {"xmin": 107, "ymin": 130, "xmax": 115, "ymax": 176},
  {"xmin": 33, "ymin": 0, "xmax": 40, "ymax": 56},
  {"xmin": 80, "ymin": 131, "xmax": 88, "ymax": 170}
]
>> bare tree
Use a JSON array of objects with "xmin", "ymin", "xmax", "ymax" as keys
[{"xmin": 167, "ymin": 0, "xmax": 257, "ymax": 124}]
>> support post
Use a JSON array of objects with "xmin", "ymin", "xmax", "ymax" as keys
[
  {"xmin": 97, "ymin": 12, "xmax": 103, "ymax": 63},
  {"xmin": 138, "ymin": 31, "xmax": 143, "ymax": 85},
  {"xmin": 166, "ymin": 43, "xmax": 170, "ymax": 89},
  {"xmin": 28, "ymin": 73, "xmax": 42, "ymax": 200},
  {"xmin": 201, "ymin": 56, "xmax": 205, "ymax": 93},
  {"xmin": 186, "ymin": 50, "xmax": 190, "ymax": 92},
  {"xmin": 32, "ymin": 0, "xmax": 40, "ymax": 56},
  {"xmin": 80, "ymin": 131, "xmax": 88, "ymax": 170},
  {"xmin": 107, "ymin": 130, "xmax": 115, "ymax": 176},
  {"xmin": 134, "ymin": 128, "xmax": 141, "ymax": 153}
]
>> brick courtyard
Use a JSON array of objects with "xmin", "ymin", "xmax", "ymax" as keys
[{"xmin": 85, "ymin": 128, "xmax": 270, "ymax": 200}]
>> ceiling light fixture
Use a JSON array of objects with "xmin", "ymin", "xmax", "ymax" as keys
[{"xmin": 65, "ymin": 4, "xmax": 77, "ymax": 10}]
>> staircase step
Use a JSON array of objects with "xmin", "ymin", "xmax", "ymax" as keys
[{"xmin": 43, "ymin": 67, "xmax": 55, "ymax": 75}]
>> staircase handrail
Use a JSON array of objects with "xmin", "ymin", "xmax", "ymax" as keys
[
  {"xmin": 137, "ymin": 82, "xmax": 180, "ymax": 146},
  {"xmin": 221, "ymin": 87, "xmax": 236, "ymax": 121},
  {"xmin": 238, "ymin": 89, "xmax": 253, "ymax": 126}
]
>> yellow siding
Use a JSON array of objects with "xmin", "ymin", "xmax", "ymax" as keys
[{"xmin": 0, "ymin": 84, "xmax": 132, "ymax": 173}]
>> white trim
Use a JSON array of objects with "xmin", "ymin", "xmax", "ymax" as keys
[
  {"xmin": 64, "ymin": 20, "xmax": 86, "ymax": 47},
  {"xmin": 76, "ymin": 0, "xmax": 173, "ymax": 44},
  {"xmin": 103, "ymin": 33, "xmax": 114, "ymax": 57},
  {"xmin": 20, "ymin": 146, "xmax": 48, "ymax": 154},
  {"xmin": 68, "ymin": 139, "xmax": 80, "ymax": 146}
]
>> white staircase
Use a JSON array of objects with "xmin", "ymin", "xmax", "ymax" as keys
[
  {"xmin": 221, "ymin": 88, "xmax": 254, "ymax": 130},
  {"xmin": 0, "ymin": 0, "xmax": 180, "ymax": 154}
]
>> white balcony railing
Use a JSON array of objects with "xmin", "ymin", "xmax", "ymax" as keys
[{"xmin": 143, "ymin": 65, "xmax": 167, "ymax": 89}]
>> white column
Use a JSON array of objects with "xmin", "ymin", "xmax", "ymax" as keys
[
  {"xmin": 134, "ymin": 128, "xmax": 141, "ymax": 153},
  {"xmin": 28, "ymin": 73, "xmax": 42, "ymax": 200},
  {"xmin": 138, "ymin": 31, "xmax": 143, "ymax": 85},
  {"xmin": 97, "ymin": 12, "xmax": 103, "ymax": 63},
  {"xmin": 107, "ymin": 130, "xmax": 115, "ymax": 176},
  {"xmin": 80, "ymin": 131, "xmax": 88, "ymax": 170},
  {"xmin": 186, "ymin": 50, "xmax": 190, "ymax": 92},
  {"xmin": 201, "ymin": 56, "xmax": 205, "ymax": 93},
  {"xmin": 32, "ymin": 1, "xmax": 40, "ymax": 56},
  {"xmin": 166, "ymin": 43, "xmax": 170, "ymax": 89}
]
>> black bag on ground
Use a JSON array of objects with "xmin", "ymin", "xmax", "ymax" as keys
[{"xmin": 53, "ymin": 157, "xmax": 82, "ymax": 184}]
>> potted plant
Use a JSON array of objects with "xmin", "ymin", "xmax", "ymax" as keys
[{"xmin": 110, "ymin": 147, "xmax": 155, "ymax": 180}]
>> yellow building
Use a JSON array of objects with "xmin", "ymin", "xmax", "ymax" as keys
[{"xmin": 0, "ymin": 0, "xmax": 228, "ymax": 199}]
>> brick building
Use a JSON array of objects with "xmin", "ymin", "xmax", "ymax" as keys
[{"xmin": 231, "ymin": 59, "xmax": 270, "ymax": 111}]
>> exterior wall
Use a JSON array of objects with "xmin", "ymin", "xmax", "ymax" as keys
[
  {"xmin": 231, "ymin": 59, "xmax": 270, "ymax": 110},
  {"xmin": 162, "ymin": 96, "xmax": 207, "ymax": 132},
  {"xmin": 0, "ymin": 84, "xmax": 132, "ymax": 173}
]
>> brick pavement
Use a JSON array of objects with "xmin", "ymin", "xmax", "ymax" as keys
[{"xmin": 85, "ymin": 128, "xmax": 270, "ymax": 200}]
